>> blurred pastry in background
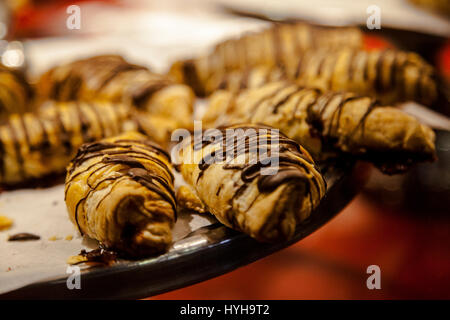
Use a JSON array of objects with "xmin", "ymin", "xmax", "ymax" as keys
[
  {"xmin": 0, "ymin": 64, "xmax": 34, "ymax": 122},
  {"xmin": 36, "ymin": 55, "xmax": 195, "ymax": 130},
  {"xmin": 408, "ymin": 0, "xmax": 450, "ymax": 18},
  {"xmin": 0, "ymin": 100, "xmax": 167, "ymax": 186},
  {"xmin": 204, "ymin": 81, "xmax": 436, "ymax": 174},
  {"xmin": 169, "ymin": 22, "xmax": 363, "ymax": 96},
  {"xmin": 202, "ymin": 48, "xmax": 438, "ymax": 107}
]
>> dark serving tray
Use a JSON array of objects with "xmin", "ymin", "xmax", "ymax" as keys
[{"xmin": 1, "ymin": 161, "xmax": 361, "ymax": 300}]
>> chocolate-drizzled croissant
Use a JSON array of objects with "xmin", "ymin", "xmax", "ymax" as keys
[
  {"xmin": 169, "ymin": 23, "xmax": 362, "ymax": 96},
  {"xmin": 177, "ymin": 124, "xmax": 326, "ymax": 242},
  {"xmin": 409, "ymin": 0, "xmax": 450, "ymax": 17},
  {"xmin": 36, "ymin": 55, "xmax": 194, "ymax": 129},
  {"xmin": 0, "ymin": 65, "xmax": 34, "ymax": 121},
  {"xmin": 189, "ymin": 48, "xmax": 438, "ymax": 106},
  {"xmin": 0, "ymin": 100, "xmax": 142, "ymax": 185},
  {"xmin": 205, "ymin": 82, "xmax": 436, "ymax": 174},
  {"xmin": 65, "ymin": 132, "xmax": 176, "ymax": 257}
]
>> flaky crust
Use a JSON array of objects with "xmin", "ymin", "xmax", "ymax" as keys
[
  {"xmin": 187, "ymin": 48, "xmax": 438, "ymax": 106},
  {"xmin": 36, "ymin": 55, "xmax": 194, "ymax": 130},
  {"xmin": 169, "ymin": 23, "xmax": 362, "ymax": 96},
  {"xmin": 178, "ymin": 124, "xmax": 326, "ymax": 242},
  {"xmin": 0, "ymin": 65, "xmax": 34, "ymax": 121},
  {"xmin": 65, "ymin": 131, "xmax": 176, "ymax": 257},
  {"xmin": 205, "ymin": 82, "xmax": 436, "ymax": 173},
  {"xmin": 0, "ymin": 100, "xmax": 152, "ymax": 185}
]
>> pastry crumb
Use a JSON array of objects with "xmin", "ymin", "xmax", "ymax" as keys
[
  {"xmin": 67, "ymin": 255, "xmax": 88, "ymax": 265},
  {"xmin": 48, "ymin": 236, "xmax": 62, "ymax": 241},
  {"xmin": 0, "ymin": 215, "xmax": 13, "ymax": 231},
  {"xmin": 65, "ymin": 235, "xmax": 73, "ymax": 241}
]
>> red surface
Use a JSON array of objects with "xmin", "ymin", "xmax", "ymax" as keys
[
  {"xmin": 10, "ymin": 0, "xmax": 121, "ymax": 38},
  {"xmin": 150, "ymin": 195, "xmax": 450, "ymax": 299},
  {"xmin": 363, "ymin": 34, "xmax": 394, "ymax": 51},
  {"xmin": 437, "ymin": 41, "xmax": 450, "ymax": 79}
]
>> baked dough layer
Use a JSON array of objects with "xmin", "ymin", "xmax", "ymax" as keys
[
  {"xmin": 0, "ymin": 100, "xmax": 143, "ymax": 185},
  {"xmin": 169, "ymin": 22, "xmax": 362, "ymax": 96},
  {"xmin": 0, "ymin": 65, "xmax": 34, "ymax": 121},
  {"xmin": 178, "ymin": 123, "xmax": 326, "ymax": 242},
  {"xmin": 179, "ymin": 48, "xmax": 438, "ymax": 106},
  {"xmin": 65, "ymin": 131, "xmax": 176, "ymax": 257},
  {"xmin": 205, "ymin": 82, "xmax": 436, "ymax": 173},
  {"xmin": 37, "ymin": 55, "xmax": 194, "ymax": 130}
]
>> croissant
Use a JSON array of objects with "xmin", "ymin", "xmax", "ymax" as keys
[
  {"xmin": 0, "ymin": 65, "xmax": 34, "ymax": 121},
  {"xmin": 36, "ymin": 55, "xmax": 194, "ymax": 129},
  {"xmin": 0, "ymin": 100, "xmax": 145, "ymax": 185},
  {"xmin": 169, "ymin": 22, "xmax": 362, "ymax": 96},
  {"xmin": 176, "ymin": 123, "xmax": 326, "ymax": 242},
  {"xmin": 205, "ymin": 82, "xmax": 436, "ymax": 174},
  {"xmin": 409, "ymin": 0, "xmax": 450, "ymax": 17},
  {"xmin": 187, "ymin": 48, "xmax": 438, "ymax": 106},
  {"xmin": 65, "ymin": 132, "xmax": 176, "ymax": 257}
]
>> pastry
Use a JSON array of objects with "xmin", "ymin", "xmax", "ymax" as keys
[
  {"xmin": 169, "ymin": 22, "xmax": 362, "ymax": 96},
  {"xmin": 186, "ymin": 48, "xmax": 438, "ymax": 106},
  {"xmin": 36, "ymin": 55, "xmax": 195, "ymax": 130},
  {"xmin": 408, "ymin": 0, "xmax": 450, "ymax": 17},
  {"xmin": 65, "ymin": 131, "xmax": 176, "ymax": 257},
  {"xmin": 0, "ymin": 100, "xmax": 142, "ymax": 185},
  {"xmin": 204, "ymin": 81, "xmax": 436, "ymax": 173},
  {"xmin": 0, "ymin": 65, "xmax": 34, "ymax": 121},
  {"xmin": 176, "ymin": 123, "xmax": 326, "ymax": 242}
]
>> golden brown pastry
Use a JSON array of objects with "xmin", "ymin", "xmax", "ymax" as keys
[
  {"xmin": 65, "ymin": 132, "xmax": 176, "ymax": 257},
  {"xmin": 188, "ymin": 48, "xmax": 438, "ymax": 106},
  {"xmin": 36, "ymin": 55, "xmax": 194, "ymax": 129},
  {"xmin": 409, "ymin": 0, "xmax": 450, "ymax": 17},
  {"xmin": 205, "ymin": 82, "xmax": 436, "ymax": 174},
  {"xmin": 0, "ymin": 65, "xmax": 34, "ymax": 121},
  {"xmin": 176, "ymin": 123, "xmax": 326, "ymax": 242},
  {"xmin": 169, "ymin": 22, "xmax": 362, "ymax": 96},
  {"xmin": 0, "ymin": 100, "xmax": 147, "ymax": 186},
  {"xmin": 176, "ymin": 185, "xmax": 207, "ymax": 214}
]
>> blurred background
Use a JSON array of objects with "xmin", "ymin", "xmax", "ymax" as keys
[{"xmin": 2, "ymin": 0, "xmax": 449, "ymax": 299}]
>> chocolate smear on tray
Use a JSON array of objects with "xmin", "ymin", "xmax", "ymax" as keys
[
  {"xmin": 75, "ymin": 248, "xmax": 117, "ymax": 266},
  {"xmin": 8, "ymin": 233, "xmax": 40, "ymax": 241}
]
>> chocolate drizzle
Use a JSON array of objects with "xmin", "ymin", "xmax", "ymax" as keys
[
  {"xmin": 176, "ymin": 23, "xmax": 364, "ymax": 97},
  {"xmin": 76, "ymin": 248, "xmax": 117, "ymax": 265},
  {"xmin": 67, "ymin": 137, "xmax": 176, "ymax": 235},
  {"xmin": 131, "ymin": 80, "xmax": 171, "ymax": 109},
  {"xmin": 207, "ymin": 47, "xmax": 437, "ymax": 106},
  {"xmin": 182, "ymin": 59, "xmax": 205, "ymax": 96},
  {"xmin": 0, "ymin": 66, "xmax": 34, "ymax": 117},
  {"xmin": 41, "ymin": 55, "xmax": 177, "ymax": 110},
  {"xmin": 192, "ymin": 125, "xmax": 323, "ymax": 202},
  {"xmin": 184, "ymin": 123, "xmax": 326, "ymax": 241},
  {"xmin": 237, "ymin": 83, "xmax": 381, "ymax": 153}
]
